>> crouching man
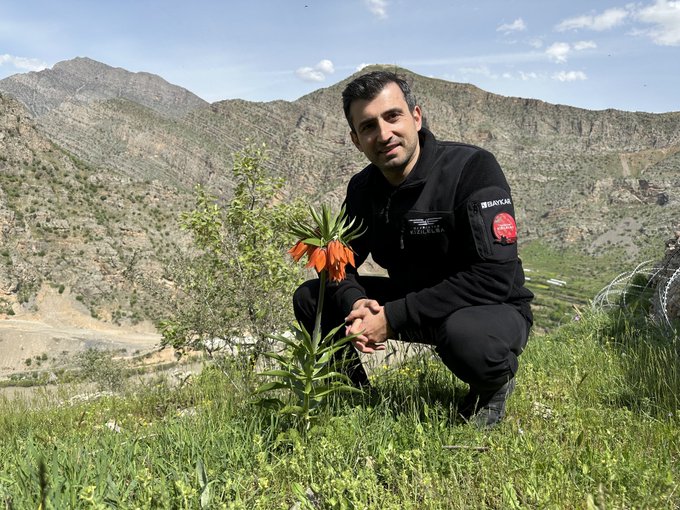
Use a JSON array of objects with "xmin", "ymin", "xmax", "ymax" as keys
[{"xmin": 294, "ymin": 70, "xmax": 533, "ymax": 428}]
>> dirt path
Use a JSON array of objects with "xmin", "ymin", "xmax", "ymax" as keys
[{"xmin": 0, "ymin": 286, "xmax": 162, "ymax": 378}]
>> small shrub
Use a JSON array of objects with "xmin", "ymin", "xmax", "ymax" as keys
[{"xmin": 76, "ymin": 348, "xmax": 126, "ymax": 391}]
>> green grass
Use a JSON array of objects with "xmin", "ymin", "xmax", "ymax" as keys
[
  {"xmin": 519, "ymin": 240, "xmax": 658, "ymax": 333},
  {"xmin": 0, "ymin": 307, "xmax": 678, "ymax": 509}
]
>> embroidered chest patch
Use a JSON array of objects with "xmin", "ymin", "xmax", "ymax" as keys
[{"xmin": 406, "ymin": 217, "xmax": 446, "ymax": 235}]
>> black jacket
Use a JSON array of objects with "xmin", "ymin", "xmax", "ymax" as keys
[{"xmin": 333, "ymin": 128, "xmax": 533, "ymax": 331}]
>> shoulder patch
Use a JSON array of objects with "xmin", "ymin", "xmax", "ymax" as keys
[{"xmin": 492, "ymin": 212, "xmax": 517, "ymax": 244}]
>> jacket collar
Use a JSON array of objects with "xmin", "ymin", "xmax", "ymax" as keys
[{"xmin": 402, "ymin": 127, "xmax": 436, "ymax": 186}]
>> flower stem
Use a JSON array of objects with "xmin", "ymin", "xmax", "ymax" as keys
[{"xmin": 312, "ymin": 270, "xmax": 327, "ymax": 350}]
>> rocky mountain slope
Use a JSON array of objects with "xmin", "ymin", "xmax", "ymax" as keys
[
  {"xmin": 0, "ymin": 57, "xmax": 207, "ymax": 118},
  {"xmin": 0, "ymin": 92, "xmax": 190, "ymax": 324},
  {"xmin": 0, "ymin": 58, "xmax": 678, "ymax": 325}
]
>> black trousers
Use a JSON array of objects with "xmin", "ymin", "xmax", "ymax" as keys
[{"xmin": 293, "ymin": 275, "xmax": 530, "ymax": 391}]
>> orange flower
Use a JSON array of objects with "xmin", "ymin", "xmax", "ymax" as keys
[
  {"xmin": 288, "ymin": 240, "xmax": 310, "ymax": 262},
  {"xmin": 327, "ymin": 240, "xmax": 346, "ymax": 266},
  {"xmin": 291, "ymin": 238, "xmax": 356, "ymax": 282},
  {"xmin": 327, "ymin": 261, "xmax": 346, "ymax": 282},
  {"xmin": 306, "ymin": 247, "xmax": 327, "ymax": 273},
  {"xmin": 326, "ymin": 240, "xmax": 356, "ymax": 282},
  {"xmin": 346, "ymin": 248, "xmax": 355, "ymax": 268}
]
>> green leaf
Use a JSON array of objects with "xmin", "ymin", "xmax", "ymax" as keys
[
  {"xmin": 279, "ymin": 404, "xmax": 306, "ymax": 415},
  {"xmin": 313, "ymin": 384, "xmax": 362, "ymax": 399},
  {"xmin": 269, "ymin": 334, "xmax": 298, "ymax": 349},
  {"xmin": 259, "ymin": 369, "xmax": 300, "ymax": 379},
  {"xmin": 301, "ymin": 237, "xmax": 322, "ymax": 247},
  {"xmin": 321, "ymin": 324, "xmax": 346, "ymax": 343},
  {"xmin": 250, "ymin": 397, "xmax": 284, "ymax": 410},
  {"xmin": 260, "ymin": 351, "xmax": 289, "ymax": 365},
  {"xmin": 254, "ymin": 381, "xmax": 289, "ymax": 394}
]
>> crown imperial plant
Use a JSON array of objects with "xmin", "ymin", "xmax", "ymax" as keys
[{"xmin": 253, "ymin": 204, "xmax": 365, "ymax": 428}]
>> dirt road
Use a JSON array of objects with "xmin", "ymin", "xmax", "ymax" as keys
[{"xmin": 0, "ymin": 287, "xmax": 161, "ymax": 378}]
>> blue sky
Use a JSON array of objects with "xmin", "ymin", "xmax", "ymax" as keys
[{"xmin": 1, "ymin": 0, "xmax": 679, "ymax": 113}]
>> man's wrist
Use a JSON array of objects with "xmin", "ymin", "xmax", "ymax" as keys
[{"xmin": 352, "ymin": 298, "xmax": 368, "ymax": 310}]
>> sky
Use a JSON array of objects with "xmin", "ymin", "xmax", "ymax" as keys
[{"xmin": 1, "ymin": 0, "xmax": 679, "ymax": 113}]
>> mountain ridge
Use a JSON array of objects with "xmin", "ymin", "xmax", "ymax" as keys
[
  {"xmin": 0, "ymin": 56, "xmax": 207, "ymax": 118},
  {"xmin": 0, "ymin": 57, "xmax": 678, "ymax": 328}
]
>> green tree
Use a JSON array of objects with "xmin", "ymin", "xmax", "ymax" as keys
[{"xmin": 161, "ymin": 144, "xmax": 304, "ymax": 366}]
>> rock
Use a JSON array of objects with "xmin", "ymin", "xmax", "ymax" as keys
[{"xmin": 651, "ymin": 224, "xmax": 680, "ymax": 325}]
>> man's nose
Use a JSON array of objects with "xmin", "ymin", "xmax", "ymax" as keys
[{"xmin": 377, "ymin": 120, "xmax": 393, "ymax": 142}]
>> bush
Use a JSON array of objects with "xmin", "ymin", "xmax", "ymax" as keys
[
  {"xmin": 160, "ymin": 144, "xmax": 305, "ymax": 362},
  {"xmin": 76, "ymin": 349, "xmax": 126, "ymax": 391}
]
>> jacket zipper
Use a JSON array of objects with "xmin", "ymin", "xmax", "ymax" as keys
[
  {"xmin": 383, "ymin": 194, "xmax": 392, "ymax": 224},
  {"xmin": 471, "ymin": 201, "xmax": 493, "ymax": 256},
  {"xmin": 384, "ymin": 185, "xmax": 417, "ymax": 250}
]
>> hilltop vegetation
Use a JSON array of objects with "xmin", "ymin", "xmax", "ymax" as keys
[{"xmin": 1, "ymin": 304, "xmax": 678, "ymax": 508}]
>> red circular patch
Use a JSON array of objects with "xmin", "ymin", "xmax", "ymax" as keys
[{"xmin": 492, "ymin": 212, "xmax": 517, "ymax": 243}]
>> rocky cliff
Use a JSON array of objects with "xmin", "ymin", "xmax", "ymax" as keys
[
  {"xmin": 0, "ymin": 92, "xmax": 190, "ymax": 323},
  {"xmin": 652, "ymin": 226, "xmax": 680, "ymax": 327},
  {"xmin": 0, "ymin": 58, "xmax": 678, "ymax": 323}
]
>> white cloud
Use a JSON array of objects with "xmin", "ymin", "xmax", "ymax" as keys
[
  {"xmin": 295, "ymin": 59, "xmax": 336, "ymax": 82},
  {"xmin": 556, "ymin": 7, "xmax": 629, "ymax": 31},
  {"xmin": 459, "ymin": 65, "xmax": 498, "ymax": 79},
  {"xmin": 356, "ymin": 63, "xmax": 372, "ymax": 72},
  {"xmin": 546, "ymin": 42, "xmax": 571, "ymax": 62},
  {"xmin": 636, "ymin": 0, "xmax": 680, "ymax": 45},
  {"xmin": 553, "ymin": 70, "xmax": 588, "ymax": 81},
  {"xmin": 315, "ymin": 59, "xmax": 335, "ymax": 74},
  {"xmin": 573, "ymin": 40, "xmax": 597, "ymax": 50},
  {"xmin": 0, "ymin": 54, "xmax": 48, "ymax": 72},
  {"xmin": 519, "ymin": 71, "xmax": 540, "ymax": 80},
  {"xmin": 545, "ymin": 40, "xmax": 595, "ymax": 62},
  {"xmin": 528, "ymin": 38, "xmax": 544, "ymax": 49},
  {"xmin": 497, "ymin": 18, "xmax": 527, "ymax": 33},
  {"xmin": 295, "ymin": 67, "xmax": 325, "ymax": 82},
  {"xmin": 364, "ymin": 0, "xmax": 388, "ymax": 19}
]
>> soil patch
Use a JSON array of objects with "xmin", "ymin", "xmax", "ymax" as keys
[{"xmin": 0, "ymin": 286, "xmax": 162, "ymax": 378}]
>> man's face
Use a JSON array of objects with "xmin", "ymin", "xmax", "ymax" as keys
[{"xmin": 349, "ymin": 82, "xmax": 422, "ymax": 183}]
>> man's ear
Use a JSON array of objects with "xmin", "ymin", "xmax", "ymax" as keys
[
  {"xmin": 350, "ymin": 130, "xmax": 363, "ymax": 152},
  {"xmin": 413, "ymin": 105, "xmax": 423, "ymax": 131}
]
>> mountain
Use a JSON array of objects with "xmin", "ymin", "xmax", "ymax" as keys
[
  {"xmin": 0, "ymin": 57, "xmax": 207, "ymax": 118},
  {"xmin": 0, "ymin": 92, "xmax": 191, "ymax": 324},
  {"xmin": 0, "ymin": 57, "xmax": 679, "ymax": 325}
]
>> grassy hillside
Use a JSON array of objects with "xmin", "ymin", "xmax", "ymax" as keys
[
  {"xmin": 1, "ymin": 304, "xmax": 678, "ymax": 508},
  {"xmin": 518, "ymin": 240, "xmax": 650, "ymax": 333}
]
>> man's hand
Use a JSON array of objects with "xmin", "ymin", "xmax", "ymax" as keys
[{"xmin": 345, "ymin": 299, "xmax": 394, "ymax": 354}]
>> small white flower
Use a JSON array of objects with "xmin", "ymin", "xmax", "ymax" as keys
[
  {"xmin": 532, "ymin": 401, "xmax": 555, "ymax": 420},
  {"xmin": 106, "ymin": 420, "xmax": 121, "ymax": 433}
]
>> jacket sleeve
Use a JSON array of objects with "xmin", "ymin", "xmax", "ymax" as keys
[{"xmin": 384, "ymin": 151, "xmax": 521, "ymax": 331}]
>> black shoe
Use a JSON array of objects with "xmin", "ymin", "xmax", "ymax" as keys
[{"xmin": 459, "ymin": 378, "xmax": 515, "ymax": 429}]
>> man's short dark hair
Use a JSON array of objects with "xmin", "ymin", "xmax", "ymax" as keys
[{"xmin": 342, "ymin": 70, "xmax": 417, "ymax": 131}]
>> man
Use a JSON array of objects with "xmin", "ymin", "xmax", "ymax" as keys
[{"xmin": 293, "ymin": 70, "xmax": 533, "ymax": 428}]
